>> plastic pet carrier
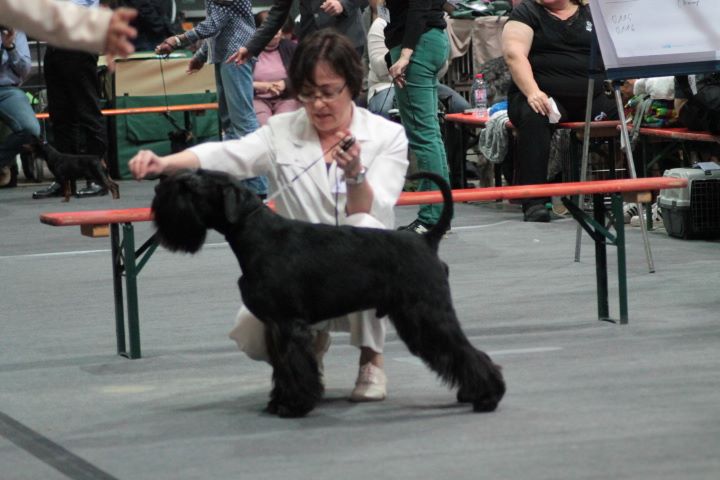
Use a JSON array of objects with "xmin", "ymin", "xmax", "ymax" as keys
[{"xmin": 657, "ymin": 163, "xmax": 720, "ymax": 239}]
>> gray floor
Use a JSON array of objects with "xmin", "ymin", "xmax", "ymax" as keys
[{"xmin": 1, "ymin": 179, "xmax": 719, "ymax": 480}]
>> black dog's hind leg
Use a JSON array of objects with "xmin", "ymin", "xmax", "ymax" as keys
[
  {"xmin": 264, "ymin": 319, "xmax": 324, "ymax": 417},
  {"xmin": 389, "ymin": 301, "xmax": 506, "ymax": 413},
  {"xmin": 89, "ymin": 163, "xmax": 120, "ymax": 199}
]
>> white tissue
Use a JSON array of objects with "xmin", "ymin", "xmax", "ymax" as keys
[{"xmin": 548, "ymin": 98, "xmax": 561, "ymax": 124}]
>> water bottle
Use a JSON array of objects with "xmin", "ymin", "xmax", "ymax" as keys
[{"xmin": 471, "ymin": 73, "xmax": 488, "ymax": 118}]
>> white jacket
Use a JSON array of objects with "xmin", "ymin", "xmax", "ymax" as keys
[
  {"xmin": 192, "ymin": 106, "xmax": 409, "ymax": 229},
  {"xmin": 2, "ymin": 0, "xmax": 111, "ymax": 53}
]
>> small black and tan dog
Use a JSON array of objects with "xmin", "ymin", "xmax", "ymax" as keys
[
  {"xmin": 152, "ymin": 169, "xmax": 505, "ymax": 417},
  {"xmin": 28, "ymin": 138, "xmax": 119, "ymax": 202}
]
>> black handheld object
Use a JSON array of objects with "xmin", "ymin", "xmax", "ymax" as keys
[{"xmin": 339, "ymin": 135, "xmax": 356, "ymax": 152}]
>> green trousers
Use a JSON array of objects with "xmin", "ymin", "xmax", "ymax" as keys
[{"xmin": 391, "ymin": 28, "xmax": 451, "ymax": 225}]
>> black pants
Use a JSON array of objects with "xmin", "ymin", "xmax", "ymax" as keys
[
  {"xmin": 507, "ymin": 91, "xmax": 617, "ymax": 207},
  {"xmin": 44, "ymin": 48, "xmax": 107, "ymax": 156}
]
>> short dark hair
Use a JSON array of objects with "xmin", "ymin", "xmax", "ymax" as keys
[
  {"xmin": 254, "ymin": 10, "xmax": 269, "ymax": 28},
  {"xmin": 288, "ymin": 29, "xmax": 363, "ymax": 99}
]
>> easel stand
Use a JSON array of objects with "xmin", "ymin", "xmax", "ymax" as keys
[{"xmin": 573, "ymin": 79, "xmax": 655, "ymax": 273}]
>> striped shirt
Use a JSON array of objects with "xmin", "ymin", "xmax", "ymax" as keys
[{"xmin": 185, "ymin": 0, "xmax": 255, "ymax": 64}]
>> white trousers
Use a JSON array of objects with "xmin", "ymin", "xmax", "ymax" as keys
[{"xmin": 228, "ymin": 212, "xmax": 390, "ymax": 362}]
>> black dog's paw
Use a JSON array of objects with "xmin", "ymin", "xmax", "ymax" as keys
[
  {"xmin": 459, "ymin": 363, "xmax": 506, "ymax": 412},
  {"xmin": 265, "ymin": 398, "xmax": 315, "ymax": 418}
]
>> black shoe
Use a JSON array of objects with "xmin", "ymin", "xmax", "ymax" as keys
[
  {"xmin": 523, "ymin": 203, "xmax": 551, "ymax": 223},
  {"xmin": 32, "ymin": 182, "xmax": 64, "ymax": 199},
  {"xmin": 75, "ymin": 183, "xmax": 108, "ymax": 198},
  {"xmin": 398, "ymin": 219, "xmax": 435, "ymax": 234}
]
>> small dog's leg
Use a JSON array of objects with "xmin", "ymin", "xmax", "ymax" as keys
[
  {"xmin": 62, "ymin": 180, "xmax": 71, "ymax": 202},
  {"xmin": 264, "ymin": 319, "xmax": 324, "ymax": 417},
  {"xmin": 90, "ymin": 164, "xmax": 120, "ymax": 199},
  {"xmin": 389, "ymin": 304, "xmax": 506, "ymax": 413}
]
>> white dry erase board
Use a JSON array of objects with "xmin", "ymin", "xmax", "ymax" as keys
[{"xmin": 588, "ymin": 0, "xmax": 720, "ymax": 77}]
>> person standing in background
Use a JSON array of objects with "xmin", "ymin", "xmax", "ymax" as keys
[
  {"xmin": 33, "ymin": 0, "xmax": 110, "ymax": 199},
  {"xmin": 156, "ymin": 0, "xmax": 267, "ymax": 197},
  {"xmin": 385, "ymin": 0, "xmax": 452, "ymax": 234}
]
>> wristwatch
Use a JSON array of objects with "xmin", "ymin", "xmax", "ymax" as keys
[
  {"xmin": 345, "ymin": 167, "xmax": 367, "ymax": 185},
  {"xmin": 4, "ymin": 43, "xmax": 15, "ymax": 51}
]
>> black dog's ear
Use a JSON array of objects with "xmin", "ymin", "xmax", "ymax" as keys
[
  {"xmin": 223, "ymin": 185, "xmax": 241, "ymax": 224},
  {"xmin": 152, "ymin": 176, "xmax": 208, "ymax": 253}
]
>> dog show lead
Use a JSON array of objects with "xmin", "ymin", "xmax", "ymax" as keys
[{"xmin": 130, "ymin": 30, "xmax": 410, "ymax": 405}]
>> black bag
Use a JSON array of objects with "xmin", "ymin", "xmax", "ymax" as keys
[{"xmin": 676, "ymin": 75, "xmax": 720, "ymax": 134}]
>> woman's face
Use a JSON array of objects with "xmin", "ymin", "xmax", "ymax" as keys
[{"xmin": 301, "ymin": 61, "xmax": 354, "ymax": 136}]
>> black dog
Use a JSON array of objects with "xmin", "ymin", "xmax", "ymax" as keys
[
  {"xmin": 28, "ymin": 138, "xmax": 119, "ymax": 202},
  {"xmin": 152, "ymin": 169, "xmax": 505, "ymax": 417}
]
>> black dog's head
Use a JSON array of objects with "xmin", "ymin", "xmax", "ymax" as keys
[
  {"xmin": 23, "ymin": 136, "xmax": 52, "ymax": 160},
  {"xmin": 168, "ymin": 130, "xmax": 194, "ymax": 154},
  {"xmin": 152, "ymin": 169, "xmax": 265, "ymax": 253}
]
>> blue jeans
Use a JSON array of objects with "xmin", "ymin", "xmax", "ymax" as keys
[
  {"xmin": 0, "ymin": 87, "xmax": 40, "ymax": 168},
  {"xmin": 214, "ymin": 62, "xmax": 267, "ymax": 195}
]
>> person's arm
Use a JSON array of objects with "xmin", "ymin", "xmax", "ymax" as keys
[
  {"xmin": 1, "ymin": 30, "xmax": 32, "ymax": 81},
  {"xmin": 245, "ymin": 0, "xmax": 293, "ymax": 58},
  {"xmin": 388, "ymin": 0, "xmax": 431, "ymax": 87},
  {"xmin": 367, "ymin": 18, "xmax": 390, "ymax": 81},
  {"xmin": 156, "ymin": 1, "xmax": 229, "ymax": 54},
  {"xmin": 502, "ymin": 19, "xmax": 551, "ymax": 116},
  {"xmin": 2, "ymin": 0, "xmax": 136, "ymax": 58},
  {"xmin": 128, "ymin": 149, "xmax": 201, "ymax": 180}
]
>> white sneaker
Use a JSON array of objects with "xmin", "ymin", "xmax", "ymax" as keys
[
  {"xmin": 350, "ymin": 363, "xmax": 387, "ymax": 402},
  {"xmin": 630, "ymin": 203, "xmax": 663, "ymax": 228},
  {"xmin": 623, "ymin": 202, "xmax": 639, "ymax": 224}
]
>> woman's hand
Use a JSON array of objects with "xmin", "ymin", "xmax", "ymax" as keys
[
  {"xmin": 155, "ymin": 35, "xmax": 184, "ymax": 55},
  {"xmin": 320, "ymin": 0, "xmax": 344, "ymax": 16},
  {"xmin": 332, "ymin": 130, "xmax": 362, "ymax": 179},
  {"xmin": 389, "ymin": 49, "xmax": 413, "ymax": 89},
  {"xmin": 186, "ymin": 57, "xmax": 204, "ymax": 74},
  {"xmin": 526, "ymin": 90, "xmax": 551, "ymax": 116},
  {"xmin": 129, "ymin": 150, "xmax": 168, "ymax": 180},
  {"xmin": 227, "ymin": 46, "xmax": 251, "ymax": 65}
]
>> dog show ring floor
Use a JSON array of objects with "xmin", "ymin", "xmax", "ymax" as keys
[{"xmin": 1, "ymin": 180, "xmax": 719, "ymax": 479}]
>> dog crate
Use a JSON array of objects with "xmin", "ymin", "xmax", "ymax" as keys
[{"xmin": 657, "ymin": 164, "xmax": 720, "ymax": 239}]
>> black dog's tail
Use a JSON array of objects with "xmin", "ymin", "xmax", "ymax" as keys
[{"xmin": 406, "ymin": 171, "xmax": 453, "ymax": 250}]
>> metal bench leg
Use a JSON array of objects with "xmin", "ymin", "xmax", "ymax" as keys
[
  {"xmin": 110, "ymin": 224, "xmax": 127, "ymax": 356},
  {"xmin": 612, "ymin": 193, "xmax": 629, "ymax": 324},
  {"xmin": 121, "ymin": 223, "xmax": 142, "ymax": 359},
  {"xmin": 592, "ymin": 194, "xmax": 610, "ymax": 321}
]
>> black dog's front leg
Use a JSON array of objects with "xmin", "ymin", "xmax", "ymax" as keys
[{"xmin": 264, "ymin": 319, "xmax": 324, "ymax": 417}]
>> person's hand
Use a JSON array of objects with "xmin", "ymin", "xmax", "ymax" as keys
[
  {"xmin": 1, "ymin": 27, "xmax": 16, "ymax": 48},
  {"xmin": 104, "ymin": 8, "xmax": 137, "ymax": 71},
  {"xmin": 332, "ymin": 130, "xmax": 362, "ymax": 179},
  {"xmin": 128, "ymin": 150, "xmax": 167, "ymax": 180},
  {"xmin": 155, "ymin": 35, "xmax": 177, "ymax": 55},
  {"xmin": 389, "ymin": 57, "xmax": 410, "ymax": 89},
  {"xmin": 186, "ymin": 57, "xmax": 205, "ymax": 74},
  {"xmin": 270, "ymin": 80, "xmax": 286, "ymax": 95},
  {"xmin": 320, "ymin": 0, "xmax": 345, "ymax": 16},
  {"xmin": 227, "ymin": 46, "xmax": 252, "ymax": 65},
  {"xmin": 526, "ymin": 90, "xmax": 551, "ymax": 116}
]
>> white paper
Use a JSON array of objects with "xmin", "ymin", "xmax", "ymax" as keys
[{"xmin": 548, "ymin": 98, "xmax": 561, "ymax": 124}]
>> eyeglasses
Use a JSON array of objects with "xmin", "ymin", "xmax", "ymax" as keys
[{"xmin": 297, "ymin": 83, "xmax": 347, "ymax": 104}]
